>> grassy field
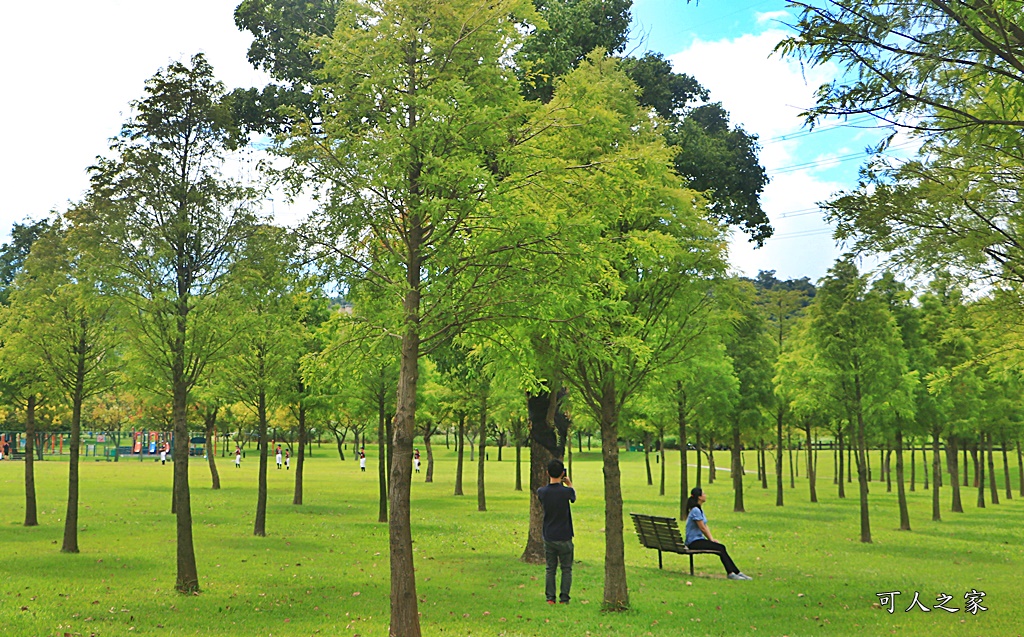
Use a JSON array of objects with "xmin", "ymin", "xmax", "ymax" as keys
[{"xmin": 0, "ymin": 442, "xmax": 1021, "ymax": 637}]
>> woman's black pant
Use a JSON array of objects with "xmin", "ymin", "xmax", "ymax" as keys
[{"xmin": 687, "ymin": 539, "xmax": 740, "ymax": 574}]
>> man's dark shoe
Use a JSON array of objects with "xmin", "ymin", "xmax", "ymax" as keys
[
  {"xmin": 547, "ymin": 600, "xmax": 556, "ymax": 605},
  {"xmin": 559, "ymin": 601, "xmax": 570, "ymax": 605}
]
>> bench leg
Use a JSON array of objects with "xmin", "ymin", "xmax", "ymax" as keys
[
  {"xmin": 658, "ymin": 550, "xmax": 663, "ymax": 569},
  {"xmin": 689, "ymin": 554, "xmax": 694, "ymax": 576}
]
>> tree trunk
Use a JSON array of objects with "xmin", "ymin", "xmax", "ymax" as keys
[
  {"xmin": 566, "ymin": 428, "xmax": 572, "ymax": 480},
  {"xmin": 424, "ymin": 432, "xmax": 434, "ymax": 483},
  {"xmin": 523, "ymin": 434, "xmax": 552, "ymax": 564},
  {"xmin": 514, "ymin": 441, "xmax": 522, "ymax": 492},
  {"xmin": 805, "ymin": 423, "xmax": 817, "ymax": 503},
  {"xmin": 910, "ymin": 443, "xmax": 915, "ymax": 492},
  {"xmin": 895, "ymin": 429, "xmax": 910, "ymax": 531},
  {"xmin": 948, "ymin": 437, "xmax": 963, "ymax": 513},
  {"xmin": 454, "ymin": 415, "xmax": 465, "ymax": 496},
  {"xmin": 775, "ymin": 412, "xmax": 784, "ymax": 506},
  {"xmin": 693, "ymin": 427, "xmax": 701, "ymax": 489},
  {"xmin": 708, "ymin": 443, "xmax": 716, "ymax": 484},
  {"xmin": 1001, "ymin": 437, "xmax": 1012, "ymax": 500},
  {"xmin": 678, "ymin": 395, "xmax": 689, "ymax": 519},
  {"xmin": 599, "ymin": 383, "xmax": 628, "ymax": 611},
  {"xmin": 477, "ymin": 394, "xmax": 487, "ymax": 512},
  {"xmin": 61, "ymin": 349, "xmax": 86, "ymax": 554},
  {"xmin": 522, "ymin": 384, "xmax": 564, "ymax": 564},
  {"xmin": 963, "ymin": 445, "xmax": 969, "ymax": 487},
  {"xmin": 206, "ymin": 413, "xmax": 221, "ymax": 491},
  {"xmin": 760, "ymin": 445, "xmax": 768, "ymax": 490},
  {"xmin": 788, "ymin": 431, "xmax": 795, "ymax": 488},
  {"xmin": 1017, "ymin": 439, "xmax": 1024, "ymax": 497},
  {"xmin": 254, "ymin": 388, "xmax": 269, "ymax": 536},
  {"xmin": 388, "ymin": 277, "xmax": 422, "ymax": 637},
  {"xmin": 922, "ymin": 441, "xmax": 929, "ymax": 490},
  {"xmin": 732, "ymin": 424, "xmax": 744, "ymax": 513},
  {"xmin": 976, "ymin": 436, "xmax": 986, "ymax": 508},
  {"xmin": 831, "ymin": 444, "xmax": 836, "ymax": 484},
  {"xmin": 334, "ymin": 431, "xmax": 345, "ymax": 460},
  {"xmin": 386, "ymin": 414, "xmax": 394, "ymax": 492},
  {"xmin": 644, "ymin": 432, "xmax": 653, "ymax": 486},
  {"xmin": 883, "ymin": 446, "xmax": 891, "ymax": 492},
  {"xmin": 836, "ymin": 427, "xmax": 845, "ymax": 499},
  {"xmin": 970, "ymin": 444, "xmax": 979, "ymax": 488},
  {"xmin": 986, "ymin": 433, "xmax": 999, "ymax": 505},
  {"xmin": 378, "ymin": 395, "xmax": 388, "ymax": 524},
  {"xmin": 24, "ymin": 394, "xmax": 38, "ymax": 527},
  {"xmin": 854, "ymin": 375, "xmax": 871, "ymax": 544},
  {"xmin": 293, "ymin": 402, "xmax": 306, "ymax": 505},
  {"xmin": 172, "ymin": 356, "xmax": 199, "ymax": 592},
  {"xmin": 931, "ymin": 431, "xmax": 941, "ymax": 521},
  {"xmin": 659, "ymin": 432, "xmax": 666, "ymax": 496}
]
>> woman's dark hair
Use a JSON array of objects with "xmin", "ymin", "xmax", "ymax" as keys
[{"xmin": 686, "ymin": 487, "xmax": 703, "ymax": 513}]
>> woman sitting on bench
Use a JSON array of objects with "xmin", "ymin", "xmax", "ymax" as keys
[{"xmin": 685, "ymin": 487, "xmax": 752, "ymax": 580}]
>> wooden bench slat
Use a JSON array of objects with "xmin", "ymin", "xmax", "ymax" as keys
[{"xmin": 630, "ymin": 512, "xmax": 722, "ymax": 575}]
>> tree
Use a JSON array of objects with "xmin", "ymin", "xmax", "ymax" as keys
[
  {"xmin": 7, "ymin": 218, "xmax": 121, "ymax": 553},
  {"xmin": 290, "ymin": 287, "xmax": 331, "ymax": 505},
  {"xmin": 753, "ymin": 271, "xmax": 815, "ymax": 506},
  {"xmin": 808, "ymin": 258, "xmax": 913, "ymax": 542},
  {"xmin": 0, "ymin": 218, "xmax": 51, "ymax": 306},
  {"xmin": 278, "ymin": 2, "xmax": 541, "ymax": 633},
  {"xmin": 86, "ymin": 54, "xmax": 254, "ymax": 592},
  {"xmin": 621, "ymin": 53, "xmax": 772, "ymax": 245},
  {"xmin": 723, "ymin": 281, "xmax": 775, "ymax": 514},
  {"xmin": 515, "ymin": 0, "xmax": 632, "ymax": 102},
  {"xmin": 223, "ymin": 225, "xmax": 302, "ymax": 537},
  {"xmin": 524, "ymin": 54, "xmax": 726, "ymax": 609},
  {"xmin": 777, "ymin": 1, "xmax": 1024, "ymax": 133},
  {"xmin": 0, "ymin": 218, "xmax": 52, "ymax": 528},
  {"xmin": 778, "ymin": 2, "xmax": 1024, "ymax": 330}
]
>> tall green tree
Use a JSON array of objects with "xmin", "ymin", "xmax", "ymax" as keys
[
  {"xmin": 808, "ymin": 258, "xmax": 913, "ymax": 542},
  {"xmin": 0, "ymin": 218, "xmax": 51, "ymax": 306},
  {"xmin": 754, "ymin": 271, "xmax": 814, "ymax": 506},
  {"xmin": 223, "ymin": 225, "xmax": 303, "ymax": 537},
  {"xmin": 524, "ymin": 54, "xmax": 726, "ymax": 609},
  {"xmin": 86, "ymin": 54, "xmax": 254, "ymax": 592},
  {"xmin": 723, "ymin": 280, "xmax": 775, "ymax": 513},
  {"xmin": 278, "ymin": 2, "xmax": 541, "ymax": 633},
  {"xmin": 6, "ymin": 217, "xmax": 122, "ymax": 553}
]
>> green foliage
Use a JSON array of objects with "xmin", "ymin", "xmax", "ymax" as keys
[
  {"xmin": 777, "ymin": 0, "xmax": 1024, "ymax": 131},
  {"xmin": 516, "ymin": 0, "xmax": 631, "ymax": 102},
  {"xmin": 0, "ymin": 218, "xmax": 51, "ymax": 306}
]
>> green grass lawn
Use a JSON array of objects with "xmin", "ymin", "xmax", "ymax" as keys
[{"xmin": 1, "ymin": 443, "xmax": 1021, "ymax": 636}]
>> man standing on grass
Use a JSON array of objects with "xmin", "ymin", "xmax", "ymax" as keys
[{"xmin": 537, "ymin": 458, "xmax": 575, "ymax": 605}]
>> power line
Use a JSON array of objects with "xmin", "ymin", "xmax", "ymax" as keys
[
  {"xmin": 762, "ymin": 116, "xmax": 879, "ymax": 145},
  {"xmin": 771, "ymin": 228, "xmax": 835, "ymax": 240},
  {"xmin": 768, "ymin": 140, "xmax": 917, "ymax": 175}
]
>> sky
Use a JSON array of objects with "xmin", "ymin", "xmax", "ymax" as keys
[{"xmin": 0, "ymin": 0, "xmax": 896, "ymax": 282}]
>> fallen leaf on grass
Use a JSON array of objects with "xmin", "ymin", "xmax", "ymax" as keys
[{"xmin": 352, "ymin": 592, "xmax": 361, "ymax": 597}]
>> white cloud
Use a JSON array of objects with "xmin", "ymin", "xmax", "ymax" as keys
[
  {"xmin": 668, "ymin": 29, "xmax": 858, "ymax": 281},
  {"xmin": 755, "ymin": 10, "xmax": 791, "ymax": 24}
]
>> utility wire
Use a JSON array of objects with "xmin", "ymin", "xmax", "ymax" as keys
[{"xmin": 768, "ymin": 140, "xmax": 917, "ymax": 175}]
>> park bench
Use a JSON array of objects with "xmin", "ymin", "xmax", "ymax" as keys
[{"xmin": 630, "ymin": 513, "xmax": 721, "ymax": 576}]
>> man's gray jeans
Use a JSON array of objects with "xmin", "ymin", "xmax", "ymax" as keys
[{"xmin": 544, "ymin": 539, "xmax": 573, "ymax": 603}]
